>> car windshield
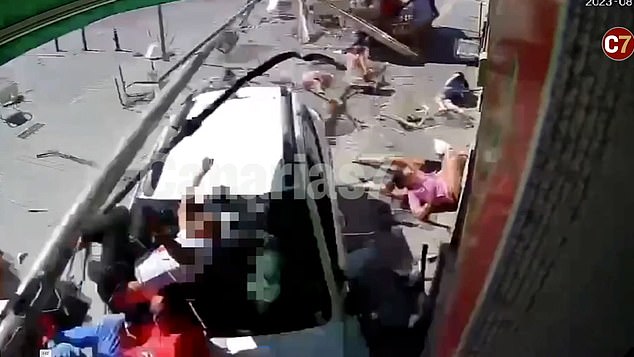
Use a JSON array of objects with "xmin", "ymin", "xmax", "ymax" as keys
[{"xmin": 132, "ymin": 191, "xmax": 332, "ymax": 336}]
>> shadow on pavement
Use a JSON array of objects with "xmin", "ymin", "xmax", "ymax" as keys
[
  {"xmin": 338, "ymin": 192, "xmax": 412, "ymax": 269},
  {"xmin": 424, "ymin": 26, "xmax": 472, "ymax": 65},
  {"xmin": 369, "ymin": 44, "xmax": 425, "ymax": 67},
  {"xmin": 338, "ymin": 192, "xmax": 430, "ymax": 356}
]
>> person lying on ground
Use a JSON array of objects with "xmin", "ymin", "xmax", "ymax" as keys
[
  {"xmin": 44, "ymin": 288, "xmax": 209, "ymax": 357},
  {"xmin": 301, "ymin": 70, "xmax": 334, "ymax": 94},
  {"xmin": 379, "ymin": 150, "xmax": 468, "ymax": 229},
  {"xmin": 435, "ymin": 72, "xmax": 470, "ymax": 114}
]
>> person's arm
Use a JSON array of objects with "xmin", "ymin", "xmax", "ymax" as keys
[{"xmin": 407, "ymin": 191, "xmax": 452, "ymax": 230}]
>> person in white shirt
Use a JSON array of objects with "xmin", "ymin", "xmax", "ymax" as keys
[{"xmin": 128, "ymin": 194, "xmax": 215, "ymax": 300}]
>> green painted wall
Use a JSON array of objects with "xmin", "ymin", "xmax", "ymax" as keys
[{"xmin": 0, "ymin": 0, "xmax": 177, "ymax": 65}]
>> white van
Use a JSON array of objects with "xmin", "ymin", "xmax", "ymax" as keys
[{"xmin": 131, "ymin": 86, "xmax": 369, "ymax": 356}]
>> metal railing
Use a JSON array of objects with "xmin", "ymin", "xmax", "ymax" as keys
[{"xmin": 0, "ymin": 0, "xmax": 263, "ymax": 351}]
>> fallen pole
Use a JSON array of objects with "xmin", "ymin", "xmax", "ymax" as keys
[
  {"xmin": 0, "ymin": 0, "xmax": 263, "ymax": 351},
  {"xmin": 157, "ymin": 5, "xmax": 168, "ymax": 61}
]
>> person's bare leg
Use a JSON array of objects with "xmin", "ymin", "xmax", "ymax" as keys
[
  {"xmin": 346, "ymin": 53, "xmax": 368, "ymax": 79},
  {"xmin": 435, "ymin": 95, "xmax": 448, "ymax": 111},
  {"xmin": 443, "ymin": 98, "xmax": 465, "ymax": 113},
  {"xmin": 359, "ymin": 56, "xmax": 369, "ymax": 79},
  {"xmin": 438, "ymin": 150, "xmax": 467, "ymax": 199}
]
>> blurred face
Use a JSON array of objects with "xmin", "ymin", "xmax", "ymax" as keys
[
  {"xmin": 392, "ymin": 170, "xmax": 409, "ymax": 189},
  {"xmin": 177, "ymin": 196, "xmax": 218, "ymax": 239}
]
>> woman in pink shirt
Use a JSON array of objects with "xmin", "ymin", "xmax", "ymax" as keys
[{"xmin": 381, "ymin": 150, "xmax": 468, "ymax": 228}]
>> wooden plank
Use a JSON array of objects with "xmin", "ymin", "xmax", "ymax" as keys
[{"xmin": 322, "ymin": 0, "xmax": 419, "ymax": 58}]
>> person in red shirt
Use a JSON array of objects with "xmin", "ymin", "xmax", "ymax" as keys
[
  {"xmin": 381, "ymin": 0, "xmax": 403, "ymax": 18},
  {"xmin": 378, "ymin": 0, "xmax": 404, "ymax": 32},
  {"xmin": 123, "ymin": 292, "xmax": 210, "ymax": 357},
  {"xmin": 45, "ymin": 288, "xmax": 210, "ymax": 357}
]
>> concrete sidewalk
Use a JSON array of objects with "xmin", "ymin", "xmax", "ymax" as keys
[{"xmin": 0, "ymin": 0, "xmax": 483, "ymax": 353}]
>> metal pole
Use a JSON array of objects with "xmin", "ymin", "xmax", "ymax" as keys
[
  {"xmin": 54, "ymin": 38, "xmax": 61, "ymax": 52},
  {"xmin": 114, "ymin": 78, "xmax": 127, "ymax": 107},
  {"xmin": 0, "ymin": 1, "xmax": 262, "ymax": 349},
  {"xmin": 118, "ymin": 65, "xmax": 126, "ymax": 88},
  {"xmin": 478, "ymin": 2, "xmax": 484, "ymax": 49},
  {"xmin": 157, "ymin": 5, "xmax": 168, "ymax": 61},
  {"xmin": 420, "ymin": 244, "xmax": 429, "ymax": 279},
  {"xmin": 113, "ymin": 28, "xmax": 122, "ymax": 51},
  {"xmin": 81, "ymin": 28, "xmax": 88, "ymax": 51}
]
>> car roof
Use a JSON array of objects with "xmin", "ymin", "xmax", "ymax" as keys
[{"xmin": 141, "ymin": 86, "xmax": 286, "ymax": 200}]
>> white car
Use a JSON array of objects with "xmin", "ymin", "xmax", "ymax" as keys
[{"xmin": 131, "ymin": 86, "xmax": 369, "ymax": 356}]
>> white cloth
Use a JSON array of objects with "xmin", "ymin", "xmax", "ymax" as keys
[{"xmin": 134, "ymin": 230, "xmax": 212, "ymax": 291}]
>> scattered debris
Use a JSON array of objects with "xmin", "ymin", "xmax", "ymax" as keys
[
  {"xmin": 1, "ymin": 93, "xmax": 29, "ymax": 108},
  {"xmin": 36, "ymin": 150, "xmax": 98, "ymax": 167},
  {"xmin": 1, "ymin": 110, "xmax": 33, "ymax": 128},
  {"xmin": 429, "ymin": 111, "xmax": 477, "ymax": 129},
  {"xmin": 0, "ymin": 79, "xmax": 19, "ymax": 106},
  {"xmin": 415, "ymin": 104, "xmax": 430, "ymax": 117},
  {"xmin": 379, "ymin": 113, "xmax": 424, "ymax": 131},
  {"xmin": 17, "ymin": 122, "xmax": 45, "ymax": 139},
  {"xmin": 383, "ymin": 126, "xmax": 406, "ymax": 135},
  {"xmin": 27, "ymin": 208, "xmax": 48, "ymax": 213},
  {"xmin": 17, "ymin": 253, "xmax": 28, "ymax": 265},
  {"xmin": 324, "ymin": 0, "xmax": 418, "ymax": 57}
]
